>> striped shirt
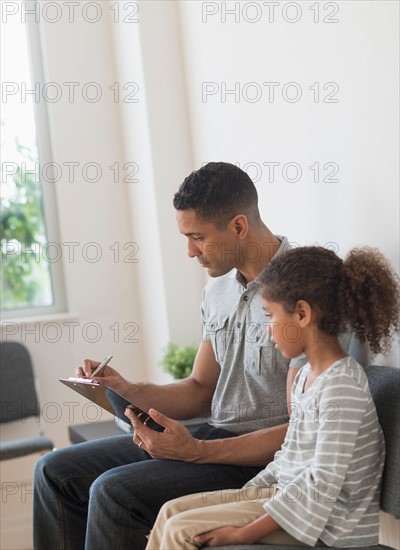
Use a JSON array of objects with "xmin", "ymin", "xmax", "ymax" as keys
[{"xmin": 245, "ymin": 356, "xmax": 385, "ymax": 547}]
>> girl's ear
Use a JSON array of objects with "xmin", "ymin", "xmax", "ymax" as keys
[{"xmin": 296, "ymin": 300, "xmax": 313, "ymax": 326}]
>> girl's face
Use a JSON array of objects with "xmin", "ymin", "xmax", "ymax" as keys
[{"xmin": 263, "ymin": 299, "xmax": 306, "ymax": 359}]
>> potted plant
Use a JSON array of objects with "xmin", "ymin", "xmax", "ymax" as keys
[{"xmin": 160, "ymin": 342, "xmax": 197, "ymax": 379}]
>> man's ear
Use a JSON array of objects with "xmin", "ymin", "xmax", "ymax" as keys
[
  {"xmin": 229, "ymin": 214, "xmax": 249, "ymax": 239},
  {"xmin": 296, "ymin": 300, "xmax": 313, "ymax": 326}
]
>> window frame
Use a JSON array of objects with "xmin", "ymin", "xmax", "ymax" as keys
[{"xmin": 1, "ymin": 14, "xmax": 67, "ymax": 320}]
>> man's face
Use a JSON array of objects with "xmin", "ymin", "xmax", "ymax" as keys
[{"xmin": 176, "ymin": 209, "xmax": 240, "ymax": 277}]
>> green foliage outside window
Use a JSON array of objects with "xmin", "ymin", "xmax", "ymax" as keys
[
  {"xmin": 1, "ymin": 137, "xmax": 52, "ymax": 310},
  {"xmin": 1, "ymin": 14, "xmax": 55, "ymax": 313}
]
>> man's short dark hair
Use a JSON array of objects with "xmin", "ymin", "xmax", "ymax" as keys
[{"xmin": 173, "ymin": 162, "xmax": 260, "ymax": 228}]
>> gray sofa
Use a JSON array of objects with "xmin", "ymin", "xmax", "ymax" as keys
[{"xmin": 210, "ymin": 365, "xmax": 399, "ymax": 550}]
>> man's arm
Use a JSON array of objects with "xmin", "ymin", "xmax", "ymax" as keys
[
  {"xmin": 83, "ymin": 341, "xmax": 296, "ymax": 466},
  {"xmin": 127, "ymin": 408, "xmax": 288, "ymax": 466},
  {"xmin": 78, "ymin": 339, "xmax": 220, "ymax": 420},
  {"xmin": 125, "ymin": 364, "xmax": 298, "ymax": 466}
]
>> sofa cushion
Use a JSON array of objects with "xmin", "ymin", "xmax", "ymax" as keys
[{"xmin": 365, "ymin": 365, "xmax": 400, "ymax": 518}]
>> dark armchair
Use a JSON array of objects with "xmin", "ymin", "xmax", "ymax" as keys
[{"xmin": 0, "ymin": 341, "xmax": 54, "ymax": 461}]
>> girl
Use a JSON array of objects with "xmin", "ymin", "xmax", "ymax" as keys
[{"xmin": 146, "ymin": 246, "xmax": 400, "ymax": 549}]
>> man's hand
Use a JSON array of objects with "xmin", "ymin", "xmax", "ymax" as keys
[
  {"xmin": 76, "ymin": 358, "xmax": 127, "ymax": 394},
  {"xmin": 193, "ymin": 526, "xmax": 245, "ymax": 547},
  {"xmin": 125, "ymin": 407, "xmax": 203, "ymax": 461}
]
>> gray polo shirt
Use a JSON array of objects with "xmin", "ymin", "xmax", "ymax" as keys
[{"xmin": 202, "ymin": 236, "xmax": 307, "ymax": 435}]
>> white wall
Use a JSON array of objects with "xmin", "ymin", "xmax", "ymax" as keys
[
  {"xmin": 178, "ymin": 0, "xmax": 399, "ymax": 366},
  {"xmin": 109, "ymin": 0, "xmax": 206, "ymax": 382}
]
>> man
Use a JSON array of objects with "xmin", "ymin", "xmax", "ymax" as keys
[{"xmin": 34, "ymin": 162, "xmax": 305, "ymax": 550}]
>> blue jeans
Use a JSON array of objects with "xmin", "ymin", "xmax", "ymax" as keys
[{"xmin": 33, "ymin": 423, "xmax": 262, "ymax": 550}]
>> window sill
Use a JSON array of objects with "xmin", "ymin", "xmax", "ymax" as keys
[{"xmin": 0, "ymin": 312, "xmax": 79, "ymax": 328}]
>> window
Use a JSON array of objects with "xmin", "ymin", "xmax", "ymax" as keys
[{"xmin": 1, "ymin": 14, "xmax": 66, "ymax": 318}]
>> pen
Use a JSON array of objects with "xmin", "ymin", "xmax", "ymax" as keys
[{"xmin": 91, "ymin": 355, "xmax": 113, "ymax": 377}]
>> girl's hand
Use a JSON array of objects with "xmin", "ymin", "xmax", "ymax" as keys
[{"xmin": 193, "ymin": 526, "xmax": 245, "ymax": 547}]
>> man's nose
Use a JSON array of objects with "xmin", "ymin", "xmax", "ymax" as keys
[{"xmin": 188, "ymin": 239, "xmax": 201, "ymax": 258}]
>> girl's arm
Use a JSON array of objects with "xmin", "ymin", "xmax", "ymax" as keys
[{"xmin": 193, "ymin": 514, "xmax": 281, "ymax": 547}]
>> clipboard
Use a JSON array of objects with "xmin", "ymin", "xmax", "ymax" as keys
[{"xmin": 59, "ymin": 378, "xmax": 142, "ymax": 424}]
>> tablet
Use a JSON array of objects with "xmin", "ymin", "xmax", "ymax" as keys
[{"xmin": 59, "ymin": 378, "xmax": 143, "ymax": 424}]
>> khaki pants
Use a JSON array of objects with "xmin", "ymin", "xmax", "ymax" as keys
[{"xmin": 146, "ymin": 486, "xmax": 309, "ymax": 549}]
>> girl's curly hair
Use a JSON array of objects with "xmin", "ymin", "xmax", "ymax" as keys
[{"xmin": 259, "ymin": 246, "xmax": 400, "ymax": 355}]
